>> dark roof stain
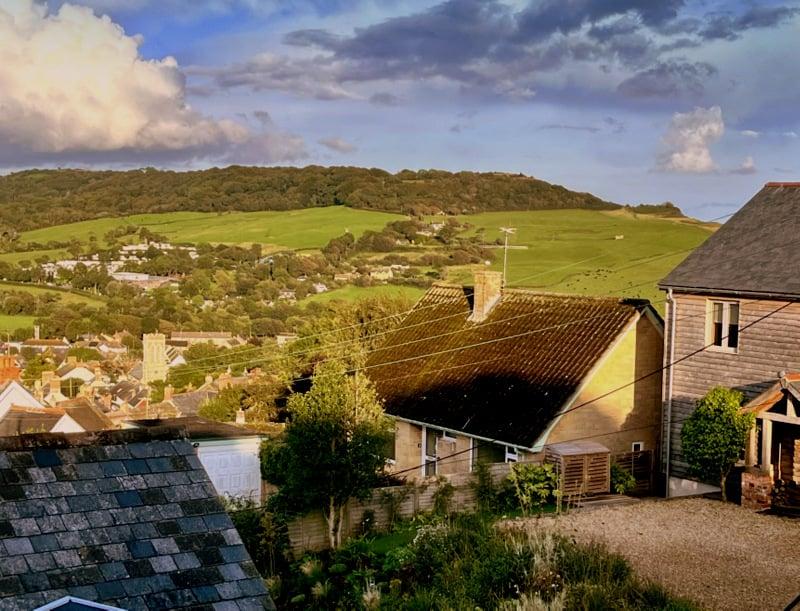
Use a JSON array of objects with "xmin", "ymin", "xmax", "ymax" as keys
[
  {"xmin": 366, "ymin": 284, "xmax": 643, "ymax": 448},
  {"xmin": 661, "ymin": 184, "xmax": 800, "ymax": 297},
  {"xmin": 0, "ymin": 427, "xmax": 274, "ymax": 610}
]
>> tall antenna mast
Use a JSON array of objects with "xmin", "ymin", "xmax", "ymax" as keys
[{"xmin": 500, "ymin": 227, "xmax": 516, "ymax": 287}]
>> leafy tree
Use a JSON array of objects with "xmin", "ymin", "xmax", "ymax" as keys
[
  {"xmin": 66, "ymin": 346, "xmax": 102, "ymax": 362},
  {"xmin": 681, "ymin": 386, "xmax": 754, "ymax": 501},
  {"xmin": 22, "ymin": 354, "xmax": 55, "ymax": 384},
  {"xmin": 261, "ymin": 360, "xmax": 392, "ymax": 548}
]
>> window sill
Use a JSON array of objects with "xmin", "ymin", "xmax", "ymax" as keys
[{"xmin": 706, "ymin": 345, "xmax": 738, "ymax": 354}]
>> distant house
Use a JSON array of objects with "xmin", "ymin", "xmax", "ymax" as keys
[
  {"xmin": 0, "ymin": 379, "xmax": 44, "ymax": 420},
  {"xmin": 278, "ymin": 289, "xmax": 296, "ymax": 302},
  {"xmin": 169, "ymin": 331, "xmax": 242, "ymax": 350},
  {"xmin": 367, "ymin": 271, "xmax": 664, "ymax": 481},
  {"xmin": 312, "ymin": 282, "xmax": 328, "ymax": 294},
  {"xmin": 50, "ymin": 396, "xmax": 117, "ymax": 433},
  {"xmin": 0, "ymin": 427, "xmax": 275, "ymax": 610},
  {"xmin": 20, "ymin": 337, "xmax": 70, "ymax": 355},
  {"xmin": 660, "ymin": 182, "xmax": 800, "ymax": 506},
  {"xmin": 0, "ymin": 354, "xmax": 21, "ymax": 383},
  {"xmin": 110, "ymin": 271, "xmax": 173, "ymax": 290},
  {"xmin": 369, "ymin": 267, "xmax": 394, "ymax": 281},
  {"xmin": 275, "ymin": 333, "xmax": 299, "ymax": 347}
]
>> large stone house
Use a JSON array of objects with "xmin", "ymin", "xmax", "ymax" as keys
[
  {"xmin": 659, "ymin": 182, "xmax": 800, "ymax": 503},
  {"xmin": 367, "ymin": 270, "xmax": 664, "ymax": 480}
]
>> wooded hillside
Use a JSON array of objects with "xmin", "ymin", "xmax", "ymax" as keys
[{"xmin": 0, "ymin": 166, "xmax": 625, "ymax": 231}]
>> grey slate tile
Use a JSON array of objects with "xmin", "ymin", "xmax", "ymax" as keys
[{"xmin": 4, "ymin": 538, "xmax": 34, "ymax": 556}]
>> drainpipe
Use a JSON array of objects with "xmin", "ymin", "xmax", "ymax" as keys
[{"xmin": 665, "ymin": 288, "xmax": 677, "ymax": 498}]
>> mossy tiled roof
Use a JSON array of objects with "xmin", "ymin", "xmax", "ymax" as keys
[{"xmin": 367, "ymin": 284, "xmax": 643, "ymax": 448}]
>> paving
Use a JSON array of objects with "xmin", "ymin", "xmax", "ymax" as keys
[{"xmin": 542, "ymin": 497, "xmax": 800, "ymax": 610}]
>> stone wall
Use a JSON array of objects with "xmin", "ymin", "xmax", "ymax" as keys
[{"xmin": 741, "ymin": 467, "xmax": 773, "ymax": 510}]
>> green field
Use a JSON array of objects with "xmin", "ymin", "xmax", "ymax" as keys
[
  {"xmin": 448, "ymin": 209, "xmax": 714, "ymax": 307},
  {"xmin": 0, "ymin": 314, "xmax": 36, "ymax": 331},
  {"xmin": 20, "ymin": 207, "xmax": 404, "ymax": 252},
  {"xmin": 304, "ymin": 284, "xmax": 426, "ymax": 305},
  {"xmin": 0, "ymin": 281, "xmax": 105, "ymax": 307},
  {"xmin": 0, "ymin": 249, "xmax": 69, "ymax": 264}
]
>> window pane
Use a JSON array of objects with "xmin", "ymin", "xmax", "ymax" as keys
[
  {"xmin": 384, "ymin": 429, "xmax": 396, "ymax": 461},
  {"xmin": 425, "ymin": 428, "xmax": 439, "ymax": 457},
  {"xmin": 728, "ymin": 322, "xmax": 739, "ymax": 348},
  {"xmin": 713, "ymin": 322, "xmax": 723, "ymax": 346},
  {"xmin": 713, "ymin": 302, "xmax": 723, "ymax": 323},
  {"xmin": 425, "ymin": 460, "xmax": 436, "ymax": 477},
  {"xmin": 729, "ymin": 303, "xmax": 739, "ymax": 324},
  {"xmin": 473, "ymin": 442, "xmax": 505, "ymax": 467}
]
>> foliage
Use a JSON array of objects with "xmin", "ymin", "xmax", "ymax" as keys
[
  {"xmin": 681, "ymin": 386, "xmax": 754, "ymax": 501},
  {"xmin": 261, "ymin": 361, "xmax": 393, "ymax": 548},
  {"xmin": 0, "ymin": 166, "xmax": 622, "ymax": 233},
  {"xmin": 223, "ymin": 498, "xmax": 289, "ymax": 578},
  {"xmin": 22, "ymin": 353, "xmax": 55, "ymax": 383},
  {"xmin": 66, "ymin": 346, "xmax": 103, "ymax": 362},
  {"xmin": 610, "ymin": 463, "xmax": 637, "ymax": 495},
  {"xmin": 431, "ymin": 477, "xmax": 455, "ymax": 516},
  {"xmin": 508, "ymin": 462, "xmax": 561, "ymax": 515},
  {"xmin": 272, "ymin": 512, "xmax": 698, "ymax": 610}
]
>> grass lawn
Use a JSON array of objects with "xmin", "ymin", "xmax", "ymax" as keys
[
  {"xmin": 366, "ymin": 526, "xmax": 416, "ymax": 555},
  {"xmin": 0, "ymin": 281, "xmax": 105, "ymax": 307},
  {"xmin": 0, "ymin": 314, "xmax": 36, "ymax": 331},
  {"xmin": 0, "ymin": 249, "xmax": 69, "ymax": 264},
  {"xmin": 20, "ymin": 207, "xmax": 405, "ymax": 251},
  {"xmin": 448, "ymin": 209, "xmax": 714, "ymax": 308},
  {"xmin": 303, "ymin": 284, "xmax": 426, "ymax": 305}
]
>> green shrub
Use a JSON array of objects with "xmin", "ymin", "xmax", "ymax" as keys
[
  {"xmin": 431, "ymin": 477, "xmax": 455, "ymax": 516},
  {"xmin": 611, "ymin": 463, "xmax": 637, "ymax": 495},
  {"xmin": 509, "ymin": 462, "xmax": 560, "ymax": 514}
]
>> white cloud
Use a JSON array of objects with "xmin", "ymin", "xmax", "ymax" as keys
[
  {"xmin": 318, "ymin": 137, "xmax": 357, "ymax": 153},
  {"xmin": 740, "ymin": 130, "xmax": 760, "ymax": 138},
  {"xmin": 657, "ymin": 106, "xmax": 724, "ymax": 173},
  {"xmin": 730, "ymin": 155, "xmax": 757, "ymax": 175},
  {"xmin": 0, "ymin": 1, "xmax": 305, "ymax": 165},
  {"xmin": 784, "ymin": 131, "xmax": 798, "ymax": 138}
]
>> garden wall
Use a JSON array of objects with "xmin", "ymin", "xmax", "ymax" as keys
[{"xmin": 286, "ymin": 463, "xmax": 513, "ymax": 554}]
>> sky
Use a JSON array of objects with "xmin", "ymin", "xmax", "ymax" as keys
[{"xmin": 1, "ymin": 0, "xmax": 799, "ymax": 218}]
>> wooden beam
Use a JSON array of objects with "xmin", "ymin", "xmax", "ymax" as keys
[
  {"xmin": 759, "ymin": 411, "xmax": 800, "ymax": 425},
  {"xmin": 762, "ymin": 419, "xmax": 773, "ymax": 474},
  {"xmin": 746, "ymin": 425, "xmax": 758, "ymax": 467}
]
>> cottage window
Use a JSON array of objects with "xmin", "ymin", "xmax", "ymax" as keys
[
  {"xmin": 505, "ymin": 446, "xmax": 519, "ymax": 463},
  {"xmin": 708, "ymin": 300, "xmax": 739, "ymax": 351},
  {"xmin": 631, "ymin": 441, "xmax": 644, "ymax": 452},
  {"xmin": 423, "ymin": 427, "xmax": 442, "ymax": 476},
  {"xmin": 384, "ymin": 426, "xmax": 396, "ymax": 463}
]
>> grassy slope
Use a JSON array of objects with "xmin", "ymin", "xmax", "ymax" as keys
[
  {"xmin": 0, "ymin": 281, "xmax": 105, "ymax": 307},
  {"xmin": 0, "ymin": 249, "xmax": 69, "ymax": 264},
  {"xmin": 0, "ymin": 314, "xmax": 36, "ymax": 331},
  {"xmin": 447, "ymin": 209, "xmax": 714, "ymax": 307},
  {"xmin": 303, "ymin": 284, "xmax": 426, "ymax": 305},
  {"xmin": 20, "ymin": 207, "xmax": 404, "ymax": 251}
]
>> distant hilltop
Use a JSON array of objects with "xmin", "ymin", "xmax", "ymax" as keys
[{"xmin": 0, "ymin": 166, "xmax": 682, "ymax": 231}]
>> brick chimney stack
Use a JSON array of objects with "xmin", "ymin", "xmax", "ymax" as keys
[{"xmin": 469, "ymin": 270, "xmax": 503, "ymax": 323}]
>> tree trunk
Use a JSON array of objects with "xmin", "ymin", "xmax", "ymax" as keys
[
  {"xmin": 325, "ymin": 496, "xmax": 337, "ymax": 549},
  {"xmin": 720, "ymin": 470, "xmax": 728, "ymax": 502}
]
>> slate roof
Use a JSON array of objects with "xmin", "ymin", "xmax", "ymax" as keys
[
  {"xmin": 366, "ymin": 284, "xmax": 647, "ymax": 448},
  {"xmin": 170, "ymin": 391, "xmax": 219, "ymax": 417},
  {"xmin": 0, "ymin": 428, "xmax": 274, "ymax": 610},
  {"xmin": 58, "ymin": 399, "xmax": 116, "ymax": 432},
  {"xmin": 661, "ymin": 183, "xmax": 800, "ymax": 298}
]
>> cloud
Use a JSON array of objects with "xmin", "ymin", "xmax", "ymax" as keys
[
  {"xmin": 0, "ymin": 1, "xmax": 305, "ymax": 166},
  {"xmin": 538, "ymin": 124, "xmax": 600, "ymax": 133},
  {"xmin": 657, "ymin": 106, "xmax": 724, "ymax": 174},
  {"xmin": 740, "ymin": 130, "xmax": 760, "ymax": 138},
  {"xmin": 206, "ymin": 0, "xmax": 799, "ymax": 113},
  {"xmin": 318, "ymin": 137, "xmax": 357, "ymax": 153},
  {"xmin": 618, "ymin": 61, "xmax": 716, "ymax": 98},
  {"xmin": 369, "ymin": 92, "xmax": 401, "ymax": 106},
  {"xmin": 700, "ymin": 6, "xmax": 800, "ymax": 41},
  {"xmin": 730, "ymin": 155, "xmax": 757, "ymax": 175}
]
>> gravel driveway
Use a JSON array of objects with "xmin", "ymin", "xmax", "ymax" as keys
[{"xmin": 542, "ymin": 498, "xmax": 800, "ymax": 610}]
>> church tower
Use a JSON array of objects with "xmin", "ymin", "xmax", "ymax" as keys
[{"xmin": 142, "ymin": 333, "xmax": 168, "ymax": 385}]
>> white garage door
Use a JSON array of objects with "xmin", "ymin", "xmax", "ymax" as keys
[{"xmin": 197, "ymin": 439, "xmax": 262, "ymax": 503}]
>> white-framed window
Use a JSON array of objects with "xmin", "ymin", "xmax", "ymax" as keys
[
  {"xmin": 505, "ymin": 445, "xmax": 519, "ymax": 463},
  {"xmin": 441, "ymin": 430, "xmax": 457, "ymax": 443},
  {"xmin": 631, "ymin": 441, "xmax": 644, "ymax": 452},
  {"xmin": 707, "ymin": 300, "xmax": 740, "ymax": 351}
]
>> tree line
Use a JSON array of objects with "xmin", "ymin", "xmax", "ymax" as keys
[{"xmin": 0, "ymin": 165, "xmax": 633, "ymax": 232}]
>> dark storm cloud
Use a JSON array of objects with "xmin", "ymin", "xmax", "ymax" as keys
[
  {"xmin": 618, "ymin": 60, "xmax": 717, "ymax": 98},
  {"xmin": 700, "ymin": 5, "xmax": 799, "ymax": 40},
  {"xmin": 206, "ymin": 0, "xmax": 799, "ymax": 108}
]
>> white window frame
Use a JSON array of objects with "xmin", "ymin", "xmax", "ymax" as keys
[
  {"xmin": 707, "ymin": 300, "xmax": 740, "ymax": 353},
  {"xmin": 441, "ymin": 430, "xmax": 457, "ymax": 443},
  {"xmin": 631, "ymin": 441, "xmax": 644, "ymax": 452},
  {"xmin": 505, "ymin": 445, "xmax": 519, "ymax": 463}
]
